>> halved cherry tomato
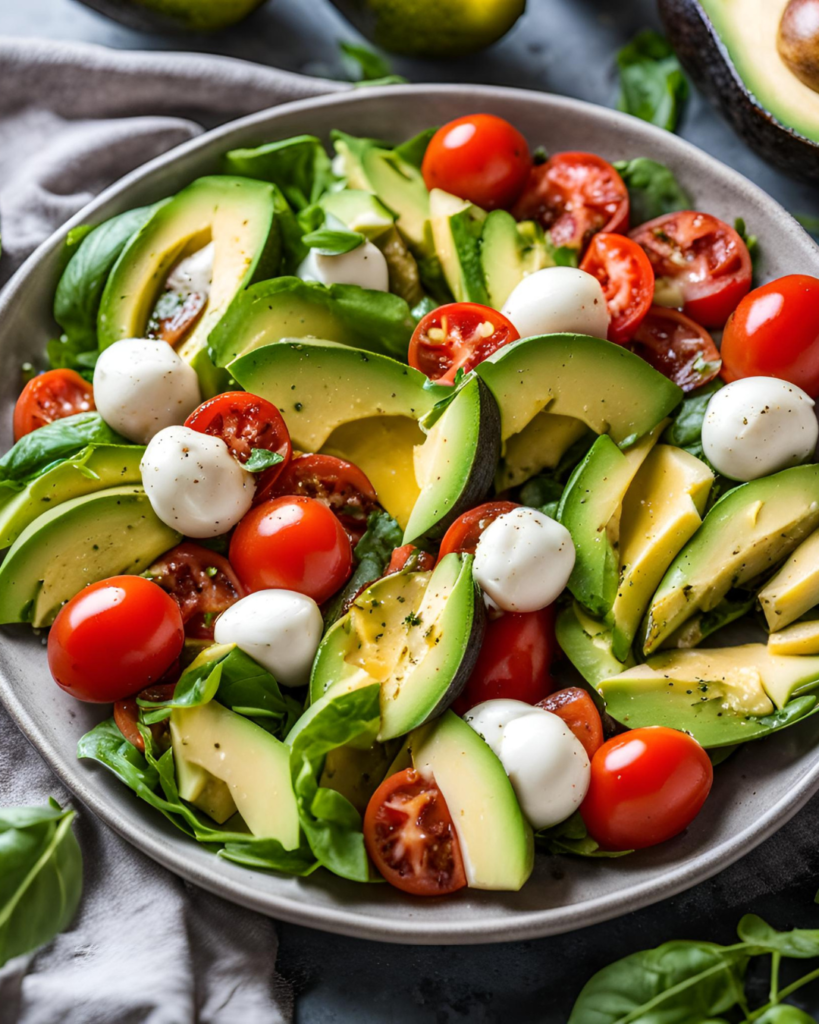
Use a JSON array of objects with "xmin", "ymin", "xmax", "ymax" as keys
[
  {"xmin": 421, "ymin": 114, "xmax": 532, "ymax": 211},
  {"xmin": 630, "ymin": 212, "xmax": 752, "ymax": 327},
  {"xmin": 537, "ymin": 686, "xmax": 603, "ymax": 759},
  {"xmin": 114, "ymin": 682, "xmax": 177, "ymax": 753},
  {"xmin": 720, "ymin": 274, "xmax": 819, "ymax": 396},
  {"xmin": 386, "ymin": 544, "xmax": 436, "ymax": 574},
  {"xmin": 512, "ymin": 152, "xmax": 630, "ymax": 251},
  {"xmin": 364, "ymin": 767, "xmax": 467, "ymax": 896},
  {"xmin": 48, "ymin": 576, "xmax": 184, "ymax": 703},
  {"xmin": 13, "ymin": 368, "xmax": 95, "ymax": 441},
  {"xmin": 150, "ymin": 291, "xmax": 207, "ymax": 347},
  {"xmin": 271, "ymin": 453, "xmax": 380, "ymax": 546},
  {"xmin": 437, "ymin": 501, "xmax": 519, "ymax": 560},
  {"xmin": 452, "ymin": 607, "xmax": 558, "ymax": 715},
  {"xmin": 408, "ymin": 303, "xmax": 519, "ymax": 383},
  {"xmin": 629, "ymin": 305, "xmax": 721, "ymax": 392},
  {"xmin": 229, "ymin": 495, "xmax": 353, "ymax": 605},
  {"xmin": 580, "ymin": 727, "xmax": 713, "ymax": 851},
  {"xmin": 147, "ymin": 542, "xmax": 245, "ymax": 640},
  {"xmin": 579, "ymin": 233, "xmax": 654, "ymax": 343},
  {"xmin": 185, "ymin": 391, "xmax": 291, "ymax": 503}
]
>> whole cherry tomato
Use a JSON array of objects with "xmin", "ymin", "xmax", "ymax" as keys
[
  {"xmin": 579, "ymin": 233, "xmax": 655, "ymax": 343},
  {"xmin": 408, "ymin": 302, "xmax": 519, "ymax": 383},
  {"xmin": 13, "ymin": 369, "xmax": 95, "ymax": 441}
]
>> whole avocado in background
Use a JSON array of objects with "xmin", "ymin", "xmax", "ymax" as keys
[
  {"xmin": 77, "ymin": 0, "xmax": 267, "ymax": 33},
  {"xmin": 328, "ymin": 0, "xmax": 526, "ymax": 56}
]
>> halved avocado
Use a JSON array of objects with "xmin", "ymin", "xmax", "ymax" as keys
[
  {"xmin": 430, "ymin": 188, "xmax": 489, "ymax": 304},
  {"xmin": 480, "ymin": 210, "xmax": 550, "ymax": 311},
  {"xmin": 408, "ymin": 711, "xmax": 533, "ymax": 891},
  {"xmin": 643, "ymin": 465, "xmax": 819, "ymax": 654},
  {"xmin": 0, "ymin": 485, "xmax": 180, "ymax": 627},
  {"xmin": 555, "ymin": 601, "xmax": 634, "ymax": 689},
  {"xmin": 759, "ymin": 527, "xmax": 819, "ymax": 631},
  {"xmin": 0, "ymin": 445, "xmax": 143, "ymax": 550},
  {"xmin": 309, "ymin": 553, "xmax": 483, "ymax": 741}
]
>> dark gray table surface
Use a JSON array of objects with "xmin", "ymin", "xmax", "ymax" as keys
[{"xmin": 4, "ymin": 1, "xmax": 819, "ymax": 1020}]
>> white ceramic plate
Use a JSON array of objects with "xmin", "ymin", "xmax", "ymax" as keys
[{"xmin": 2, "ymin": 85, "xmax": 819, "ymax": 945}]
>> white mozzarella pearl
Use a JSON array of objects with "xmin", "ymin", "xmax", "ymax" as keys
[
  {"xmin": 464, "ymin": 698, "xmax": 537, "ymax": 757},
  {"xmin": 501, "ymin": 267, "xmax": 610, "ymax": 339},
  {"xmin": 166, "ymin": 242, "xmax": 214, "ymax": 297},
  {"xmin": 297, "ymin": 239, "xmax": 389, "ymax": 292}
]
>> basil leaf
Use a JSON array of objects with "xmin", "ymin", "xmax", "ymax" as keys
[
  {"xmin": 339, "ymin": 41, "xmax": 405, "ymax": 84},
  {"xmin": 222, "ymin": 136, "xmax": 335, "ymax": 211},
  {"xmin": 737, "ymin": 915, "xmax": 819, "ymax": 958},
  {"xmin": 0, "ymin": 801, "xmax": 83, "ymax": 967},
  {"xmin": 755, "ymin": 1009, "xmax": 817, "ymax": 1024},
  {"xmin": 613, "ymin": 157, "xmax": 691, "ymax": 223},
  {"xmin": 662, "ymin": 379, "xmax": 723, "ymax": 456},
  {"xmin": 302, "ymin": 228, "xmax": 366, "ymax": 256},
  {"xmin": 734, "ymin": 216, "xmax": 760, "ymax": 271},
  {"xmin": 245, "ymin": 449, "xmax": 284, "ymax": 473},
  {"xmin": 323, "ymin": 509, "xmax": 403, "ymax": 628},
  {"xmin": 617, "ymin": 30, "xmax": 689, "ymax": 132},
  {"xmin": 394, "ymin": 128, "xmax": 437, "ymax": 169},
  {"xmin": 536, "ymin": 811, "xmax": 632, "ymax": 859}
]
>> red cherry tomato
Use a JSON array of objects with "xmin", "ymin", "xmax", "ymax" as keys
[
  {"xmin": 270, "ymin": 453, "xmax": 380, "ymax": 546},
  {"xmin": 512, "ymin": 152, "xmax": 630, "ymax": 251},
  {"xmin": 630, "ymin": 212, "xmax": 752, "ymax": 327},
  {"xmin": 151, "ymin": 292, "xmax": 207, "ymax": 347},
  {"xmin": 579, "ymin": 233, "xmax": 655, "ymax": 343},
  {"xmin": 146, "ymin": 542, "xmax": 245, "ymax": 641},
  {"xmin": 421, "ymin": 114, "xmax": 532, "ymax": 211},
  {"xmin": 114, "ymin": 682, "xmax": 177, "ymax": 753},
  {"xmin": 185, "ymin": 391, "xmax": 291, "ymax": 503},
  {"xmin": 48, "ymin": 576, "xmax": 184, "ymax": 703},
  {"xmin": 13, "ymin": 369, "xmax": 95, "ymax": 441},
  {"xmin": 537, "ymin": 686, "xmax": 604, "ymax": 759},
  {"xmin": 408, "ymin": 302, "xmax": 520, "ymax": 383},
  {"xmin": 720, "ymin": 274, "xmax": 819, "ymax": 396},
  {"xmin": 629, "ymin": 305, "xmax": 721, "ymax": 392},
  {"xmin": 580, "ymin": 727, "xmax": 713, "ymax": 851},
  {"xmin": 452, "ymin": 607, "xmax": 558, "ymax": 715},
  {"xmin": 437, "ymin": 501, "xmax": 519, "ymax": 560},
  {"xmin": 363, "ymin": 768, "xmax": 467, "ymax": 896},
  {"xmin": 385, "ymin": 544, "xmax": 436, "ymax": 574},
  {"xmin": 229, "ymin": 495, "xmax": 353, "ymax": 604}
]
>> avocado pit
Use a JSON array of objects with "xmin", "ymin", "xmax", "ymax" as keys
[{"xmin": 779, "ymin": 0, "xmax": 819, "ymax": 93}]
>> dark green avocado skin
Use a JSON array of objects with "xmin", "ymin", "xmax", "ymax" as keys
[{"xmin": 660, "ymin": 0, "xmax": 819, "ymax": 182}]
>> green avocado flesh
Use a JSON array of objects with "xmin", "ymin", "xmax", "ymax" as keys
[
  {"xmin": 0, "ymin": 445, "xmax": 143, "ymax": 550},
  {"xmin": 171, "ymin": 701, "xmax": 299, "ymax": 846},
  {"xmin": 310, "ymin": 553, "xmax": 482, "ymax": 741},
  {"xmin": 0, "ymin": 486, "xmax": 180, "ymax": 627},
  {"xmin": 481, "ymin": 210, "xmax": 550, "ymax": 311},
  {"xmin": 430, "ymin": 188, "xmax": 488, "ymax": 304},
  {"xmin": 758, "ymin": 527, "xmax": 819, "ymax": 631},
  {"xmin": 555, "ymin": 602, "xmax": 634, "ymax": 689},
  {"xmin": 643, "ymin": 465, "xmax": 819, "ymax": 655},
  {"xmin": 409, "ymin": 711, "xmax": 533, "ymax": 891},
  {"xmin": 598, "ymin": 645, "xmax": 819, "ymax": 748}
]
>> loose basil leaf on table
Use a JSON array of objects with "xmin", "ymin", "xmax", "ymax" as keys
[
  {"xmin": 737, "ymin": 915, "xmax": 819, "ymax": 958},
  {"xmin": 616, "ymin": 30, "xmax": 689, "ymax": 133},
  {"xmin": 613, "ymin": 157, "xmax": 691, "ymax": 223},
  {"xmin": 0, "ymin": 799, "xmax": 83, "ymax": 968}
]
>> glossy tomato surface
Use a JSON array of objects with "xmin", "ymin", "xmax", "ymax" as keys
[
  {"xmin": 537, "ymin": 687, "xmax": 604, "ymax": 759},
  {"xmin": 113, "ymin": 682, "xmax": 177, "ymax": 752},
  {"xmin": 579, "ymin": 233, "xmax": 654, "ymax": 343},
  {"xmin": 720, "ymin": 274, "xmax": 819, "ymax": 396},
  {"xmin": 147, "ymin": 542, "xmax": 245, "ymax": 640},
  {"xmin": 385, "ymin": 544, "xmax": 436, "ymax": 575},
  {"xmin": 421, "ymin": 114, "xmax": 532, "ymax": 210},
  {"xmin": 630, "ymin": 305, "xmax": 722, "ymax": 392},
  {"xmin": 229, "ymin": 495, "xmax": 353, "ymax": 605},
  {"xmin": 409, "ymin": 302, "xmax": 519, "ymax": 383},
  {"xmin": 13, "ymin": 368, "xmax": 95, "ymax": 441},
  {"xmin": 364, "ymin": 768, "xmax": 467, "ymax": 896},
  {"xmin": 581, "ymin": 727, "xmax": 713, "ymax": 851},
  {"xmin": 48, "ymin": 576, "xmax": 184, "ymax": 703},
  {"xmin": 452, "ymin": 607, "xmax": 558, "ymax": 715},
  {"xmin": 630, "ymin": 211, "xmax": 752, "ymax": 327},
  {"xmin": 437, "ymin": 501, "xmax": 519, "ymax": 560},
  {"xmin": 512, "ymin": 152, "xmax": 629, "ymax": 251}
]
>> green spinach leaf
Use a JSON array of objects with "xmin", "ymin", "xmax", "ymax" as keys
[
  {"xmin": 617, "ymin": 30, "xmax": 689, "ymax": 132},
  {"xmin": 394, "ymin": 128, "xmax": 437, "ymax": 169},
  {"xmin": 737, "ymin": 915, "xmax": 819, "ymax": 958},
  {"xmin": 323, "ymin": 509, "xmax": 403, "ymax": 628},
  {"xmin": 613, "ymin": 158, "xmax": 691, "ymax": 224},
  {"xmin": 340, "ymin": 41, "xmax": 406, "ymax": 85},
  {"xmin": 222, "ymin": 136, "xmax": 335, "ymax": 211},
  {"xmin": 302, "ymin": 228, "xmax": 366, "ymax": 256},
  {"xmin": 662, "ymin": 379, "xmax": 722, "ymax": 458},
  {"xmin": 536, "ymin": 811, "xmax": 632, "ymax": 859}
]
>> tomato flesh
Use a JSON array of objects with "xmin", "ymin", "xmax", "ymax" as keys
[
  {"xmin": 579, "ymin": 233, "xmax": 654, "ymax": 343},
  {"xmin": 580, "ymin": 727, "xmax": 713, "ymax": 850},
  {"xmin": 13, "ymin": 369, "xmax": 95, "ymax": 441},
  {"xmin": 421, "ymin": 114, "xmax": 532, "ymax": 211},
  {"xmin": 408, "ymin": 303, "xmax": 519, "ymax": 383},
  {"xmin": 48, "ymin": 576, "xmax": 184, "ymax": 703},
  {"xmin": 630, "ymin": 305, "xmax": 721, "ymax": 392},
  {"xmin": 537, "ymin": 687, "xmax": 604, "ymax": 759},
  {"xmin": 147, "ymin": 542, "xmax": 245, "ymax": 640},
  {"xmin": 364, "ymin": 768, "xmax": 467, "ymax": 896},
  {"xmin": 437, "ymin": 501, "xmax": 519, "ymax": 561},
  {"xmin": 114, "ymin": 682, "xmax": 177, "ymax": 752},
  {"xmin": 386, "ymin": 544, "xmax": 436, "ymax": 574}
]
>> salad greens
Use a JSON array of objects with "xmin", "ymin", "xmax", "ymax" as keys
[
  {"xmin": 617, "ymin": 30, "xmax": 689, "ymax": 132},
  {"xmin": 302, "ymin": 227, "xmax": 366, "ymax": 256},
  {"xmin": 614, "ymin": 157, "xmax": 691, "ymax": 223},
  {"xmin": 221, "ymin": 135, "xmax": 336, "ymax": 212},
  {"xmin": 324, "ymin": 509, "xmax": 404, "ymax": 627}
]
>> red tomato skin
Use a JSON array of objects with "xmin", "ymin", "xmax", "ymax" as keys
[
  {"xmin": 13, "ymin": 369, "xmax": 95, "ymax": 441},
  {"xmin": 422, "ymin": 114, "xmax": 532, "ymax": 210},
  {"xmin": 580, "ymin": 727, "xmax": 713, "ymax": 851},
  {"xmin": 580, "ymin": 233, "xmax": 655, "ymax": 343},
  {"xmin": 113, "ymin": 682, "xmax": 178, "ymax": 752},
  {"xmin": 629, "ymin": 305, "xmax": 721, "ymax": 392},
  {"xmin": 720, "ymin": 275, "xmax": 819, "ymax": 396},
  {"xmin": 452, "ymin": 607, "xmax": 558, "ymax": 715},
  {"xmin": 147, "ymin": 542, "xmax": 245, "ymax": 640},
  {"xmin": 48, "ymin": 576, "xmax": 184, "ymax": 703},
  {"xmin": 386, "ymin": 544, "xmax": 436, "ymax": 574},
  {"xmin": 437, "ymin": 501, "xmax": 520, "ymax": 561},
  {"xmin": 537, "ymin": 687, "xmax": 604, "ymax": 759},
  {"xmin": 409, "ymin": 302, "xmax": 520, "ymax": 382},
  {"xmin": 229, "ymin": 495, "xmax": 353, "ymax": 605}
]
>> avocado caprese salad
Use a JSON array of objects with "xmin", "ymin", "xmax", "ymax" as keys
[{"xmin": 6, "ymin": 112, "xmax": 819, "ymax": 896}]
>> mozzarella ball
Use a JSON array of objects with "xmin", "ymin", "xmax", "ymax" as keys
[
  {"xmin": 166, "ymin": 242, "xmax": 214, "ymax": 297},
  {"xmin": 501, "ymin": 267, "xmax": 610, "ymax": 340},
  {"xmin": 473, "ymin": 507, "xmax": 575, "ymax": 613},
  {"xmin": 140, "ymin": 426, "xmax": 254, "ymax": 538},
  {"xmin": 214, "ymin": 589, "xmax": 323, "ymax": 687},
  {"xmin": 466, "ymin": 699, "xmax": 591, "ymax": 830},
  {"xmin": 702, "ymin": 377, "xmax": 819, "ymax": 482},
  {"xmin": 298, "ymin": 239, "xmax": 389, "ymax": 292},
  {"xmin": 93, "ymin": 339, "xmax": 201, "ymax": 444}
]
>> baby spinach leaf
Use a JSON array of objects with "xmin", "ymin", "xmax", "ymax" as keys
[
  {"xmin": 222, "ymin": 136, "xmax": 335, "ymax": 211},
  {"xmin": 219, "ymin": 836, "xmax": 318, "ymax": 876},
  {"xmin": 394, "ymin": 128, "xmax": 437, "ymax": 170},
  {"xmin": 323, "ymin": 509, "xmax": 403, "ymax": 628},
  {"xmin": 536, "ymin": 811, "xmax": 632, "ymax": 859},
  {"xmin": 613, "ymin": 158, "xmax": 691, "ymax": 224},
  {"xmin": 737, "ymin": 915, "xmax": 819, "ymax": 958},
  {"xmin": 245, "ymin": 448, "xmax": 284, "ymax": 473},
  {"xmin": 617, "ymin": 30, "xmax": 689, "ymax": 132},
  {"xmin": 662, "ymin": 379, "xmax": 722, "ymax": 457},
  {"xmin": 734, "ymin": 217, "xmax": 760, "ymax": 274},
  {"xmin": 302, "ymin": 228, "xmax": 366, "ymax": 256},
  {"xmin": 0, "ymin": 801, "xmax": 83, "ymax": 967}
]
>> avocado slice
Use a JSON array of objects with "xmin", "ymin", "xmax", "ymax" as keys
[
  {"xmin": 496, "ymin": 413, "xmax": 589, "ymax": 492},
  {"xmin": 171, "ymin": 719, "xmax": 237, "ymax": 825},
  {"xmin": 0, "ymin": 485, "xmax": 180, "ymax": 627},
  {"xmin": 480, "ymin": 210, "xmax": 550, "ymax": 311},
  {"xmin": 408, "ymin": 710, "xmax": 533, "ymax": 891},
  {"xmin": 430, "ymin": 188, "xmax": 489, "ymax": 304},
  {"xmin": 318, "ymin": 740, "xmax": 400, "ymax": 816},
  {"xmin": 643, "ymin": 465, "xmax": 819, "ymax": 655},
  {"xmin": 555, "ymin": 601, "xmax": 634, "ymax": 689},
  {"xmin": 230, "ymin": 340, "xmax": 499, "ymax": 539},
  {"xmin": 310, "ymin": 553, "xmax": 483, "ymax": 742},
  {"xmin": 0, "ymin": 445, "xmax": 143, "ymax": 550},
  {"xmin": 769, "ymin": 619, "xmax": 819, "ymax": 655},
  {"xmin": 170, "ymin": 701, "xmax": 300, "ymax": 847},
  {"xmin": 759, "ymin": 527, "xmax": 819, "ymax": 631}
]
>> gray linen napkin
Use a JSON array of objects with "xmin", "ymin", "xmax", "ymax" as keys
[{"xmin": 0, "ymin": 36, "xmax": 343, "ymax": 1024}]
